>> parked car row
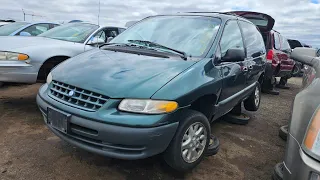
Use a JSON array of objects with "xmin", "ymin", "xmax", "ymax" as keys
[{"xmin": 0, "ymin": 11, "xmax": 315, "ymax": 172}]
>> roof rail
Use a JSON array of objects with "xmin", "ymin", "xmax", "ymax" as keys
[{"xmin": 180, "ymin": 11, "xmax": 243, "ymax": 18}]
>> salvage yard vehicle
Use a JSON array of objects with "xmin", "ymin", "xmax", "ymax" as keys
[
  {"xmin": 37, "ymin": 12, "xmax": 266, "ymax": 171},
  {"xmin": 273, "ymin": 48, "xmax": 320, "ymax": 180},
  {"xmin": 0, "ymin": 23, "xmax": 125, "ymax": 87},
  {"xmin": 231, "ymin": 11, "xmax": 295, "ymax": 95},
  {"xmin": 0, "ymin": 22, "xmax": 59, "ymax": 36}
]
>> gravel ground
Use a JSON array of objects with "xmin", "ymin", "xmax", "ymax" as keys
[{"xmin": 0, "ymin": 78, "xmax": 301, "ymax": 180}]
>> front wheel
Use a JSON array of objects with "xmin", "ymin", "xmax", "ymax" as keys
[
  {"xmin": 244, "ymin": 83, "xmax": 261, "ymax": 111},
  {"xmin": 164, "ymin": 110, "xmax": 210, "ymax": 172}
]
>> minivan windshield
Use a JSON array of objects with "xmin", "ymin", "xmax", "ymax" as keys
[
  {"xmin": 111, "ymin": 16, "xmax": 221, "ymax": 57},
  {"xmin": 39, "ymin": 23, "xmax": 99, "ymax": 43},
  {"xmin": 0, "ymin": 22, "xmax": 30, "ymax": 36}
]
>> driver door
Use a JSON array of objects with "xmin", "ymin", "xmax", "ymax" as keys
[{"xmin": 216, "ymin": 20, "xmax": 247, "ymax": 114}]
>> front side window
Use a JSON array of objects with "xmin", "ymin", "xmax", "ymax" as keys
[
  {"xmin": 219, "ymin": 20, "xmax": 244, "ymax": 57},
  {"xmin": 111, "ymin": 16, "xmax": 221, "ymax": 57},
  {"xmin": 0, "ymin": 22, "xmax": 30, "ymax": 36},
  {"xmin": 239, "ymin": 21, "xmax": 266, "ymax": 58},
  {"xmin": 20, "ymin": 24, "xmax": 50, "ymax": 36},
  {"xmin": 39, "ymin": 23, "xmax": 99, "ymax": 43}
]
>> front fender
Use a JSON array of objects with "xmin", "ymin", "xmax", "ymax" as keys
[{"xmin": 152, "ymin": 59, "xmax": 222, "ymax": 107}]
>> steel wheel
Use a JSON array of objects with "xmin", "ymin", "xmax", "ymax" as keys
[
  {"xmin": 254, "ymin": 86, "xmax": 260, "ymax": 107},
  {"xmin": 181, "ymin": 122, "xmax": 207, "ymax": 163}
]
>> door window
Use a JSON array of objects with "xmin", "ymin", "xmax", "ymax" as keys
[
  {"xmin": 239, "ymin": 21, "xmax": 266, "ymax": 58},
  {"xmin": 274, "ymin": 32, "xmax": 281, "ymax": 50},
  {"xmin": 92, "ymin": 30, "xmax": 106, "ymax": 43},
  {"xmin": 219, "ymin": 20, "xmax": 244, "ymax": 57},
  {"xmin": 21, "ymin": 24, "xmax": 50, "ymax": 36},
  {"xmin": 280, "ymin": 35, "xmax": 291, "ymax": 52}
]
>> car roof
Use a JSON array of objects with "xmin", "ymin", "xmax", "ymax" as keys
[
  {"xmin": 14, "ymin": 21, "xmax": 59, "ymax": 24},
  {"xmin": 146, "ymin": 12, "xmax": 253, "ymax": 23}
]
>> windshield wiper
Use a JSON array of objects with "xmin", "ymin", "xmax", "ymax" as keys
[{"xmin": 127, "ymin": 40, "xmax": 188, "ymax": 60}]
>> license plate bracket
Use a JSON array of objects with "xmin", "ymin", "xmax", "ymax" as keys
[{"xmin": 47, "ymin": 108, "xmax": 70, "ymax": 134}]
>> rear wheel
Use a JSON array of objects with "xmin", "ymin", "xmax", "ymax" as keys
[
  {"xmin": 244, "ymin": 83, "xmax": 261, "ymax": 111},
  {"xmin": 0, "ymin": 82, "xmax": 3, "ymax": 87},
  {"xmin": 164, "ymin": 110, "xmax": 210, "ymax": 172}
]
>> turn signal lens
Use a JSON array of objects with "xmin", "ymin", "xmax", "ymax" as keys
[
  {"xmin": 304, "ymin": 108, "xmax": 320, "ymax": 153},
  {"xmin": 18, "ymin": 54, "xmax": 29, "ymax": 61}
]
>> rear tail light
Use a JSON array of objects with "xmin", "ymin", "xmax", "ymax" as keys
[
  {"xmin": 266, "ymin": 50, "xmax": 274, "ymax": 62},
  {"xmin": 303, "ymin": 107, "xmax": 320, "ymax": 158}
]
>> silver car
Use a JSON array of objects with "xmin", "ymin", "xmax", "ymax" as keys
[
  {"xmin": 273, "ymin": 48, "xmax": 320, "ymax": 180},
  {"xmin": 0, "ymin": 23, "xmax": 125, "ymax": 86}
]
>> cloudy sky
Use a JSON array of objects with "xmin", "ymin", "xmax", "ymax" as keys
[{"xmin": 1, "ymin": 0, "xmax": 319, "ymax": 47}]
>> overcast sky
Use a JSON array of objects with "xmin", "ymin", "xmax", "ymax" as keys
[{"xmin": 1, "ymin": 0, "xmax": 319, "ymax": 47}]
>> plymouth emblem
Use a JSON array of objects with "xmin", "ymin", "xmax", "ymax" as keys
[{"xmin": 68, "ymin": 90, "xmax": 75, "ymax": 97}]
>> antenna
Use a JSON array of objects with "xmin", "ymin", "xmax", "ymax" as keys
[
  {"xmin": 98, "ymin": 0, "xmax": 101, "ymax": 25},
  {"xmin": 22, "ymin": 8, "xmax": 45, "ymax": 21}
]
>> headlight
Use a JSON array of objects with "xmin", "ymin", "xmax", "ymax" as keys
[
  {"xmin": 0, "ymin": 51, "xmax": 29, "ymax": 61},
  {"xmin": 303, "ymin": 107, "xmax": 320, "ymax": 158},
  {"xmin": 118, "ymin": 99, "xmax": 178, "ymax": 114},
  {"xmin": 46, "ymin": 72, "xmax": 52, "ymax": 84}
]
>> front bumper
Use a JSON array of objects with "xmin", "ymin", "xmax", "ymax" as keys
[
  {"xmin": 283, "ymin": 133, "xmax": 320, "ymax": 180},
  {"xmin": 283, "ymin": 148, "xmax": 320, "ymax": 180},
  {"xmin": 0, "ymin": 60, "xmax": 38, "ymax": 83},
  {"xmin": 37, "ymin": 85, "xmax": 179, "ymax": 160}
]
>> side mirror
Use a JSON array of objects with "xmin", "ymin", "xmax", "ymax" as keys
[
  {"xmin": 19, "ymin": 31, "xmax": 31, "ymax": 36},
  {"xmin": 221, "ymin": 48, "xmax": 245, "ymax": 62},
  {"xmin": 106, "ymin": 37, "xmax": 114, "ymax": 43},
  {"xmin": 87, "ymin": 36, "xmax": 105, "ymax": 45}
]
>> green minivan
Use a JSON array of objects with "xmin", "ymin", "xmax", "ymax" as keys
[{"xmin": 37, "ymin": 12, "xmax": 266, "ymax": 171}]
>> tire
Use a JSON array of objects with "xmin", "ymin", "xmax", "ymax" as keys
[
  {"xmin": 244, "ymin": 83, "xmax": 261, "ymax": 111},
  {"xmin": 205, "ymin": 135, "xmax": 220, "ymax": 156},
  {"xmin": 292, "ymin": 63, "xmax": 302, "ymax": 77},
  {"xmin": 0, "ymin": 82, "xmax": 3, "ymax": 87},
  {"xmin": 279, "ymin": 125, "xmax": 288, "ymax": 141},
  {"xmin": 164, "ymin": 110, "xmax": 210, "ymax": 172}
]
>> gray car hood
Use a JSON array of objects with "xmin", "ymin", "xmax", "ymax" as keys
[{"xmin": 0, "ymin": 36, "xmax": 76, "ymax": 51}]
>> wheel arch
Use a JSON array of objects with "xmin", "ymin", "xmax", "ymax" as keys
[
  {"xmin": 189, "ymin": 94, "xmax": 219, "ymax": 121},
  {"xmin": 37, "ymin": 55, "xmax": 70, "ymax": 81}
]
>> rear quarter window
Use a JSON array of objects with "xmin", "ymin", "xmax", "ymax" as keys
[
  {"xmin": 239, "ymin": 21, "xmax": 266, "ymax": 58},
  {"xmin": 274, "ymin": 32, "xmax": 281, "ymax": 50},
  {"xmin": 280, "ymin": 35, "xmax": 291, "ymax": 51}
]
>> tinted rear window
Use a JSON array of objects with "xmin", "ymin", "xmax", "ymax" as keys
[{"xmin": 239, "ymin": 21, "xmax": 266, "ymax": 58}]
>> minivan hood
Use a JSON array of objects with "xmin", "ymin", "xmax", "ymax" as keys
[
  {"xmin": 0, "ymin": 36, "xmax": 74, "ymax": 51},
  {"xmin": 229, "ymin": 11, "xmax": 275, "ymax": 32},
  {"xmin": 52, "ymin": 49, "xmax": 196, "ymax": 98}
]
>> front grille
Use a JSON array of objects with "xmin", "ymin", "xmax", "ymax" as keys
[{"xmin": 49, "ymin": 80, "xmax": 109, "ymax": 111}]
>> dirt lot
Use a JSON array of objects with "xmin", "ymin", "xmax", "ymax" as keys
[{"xmin": 0, "ymin": 78, "xmax": 301, "ymax": 180}]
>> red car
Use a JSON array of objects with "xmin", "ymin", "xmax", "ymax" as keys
[{"xmin": 230, "ymin": 11, "xmax": 295, "ymax": 94}]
